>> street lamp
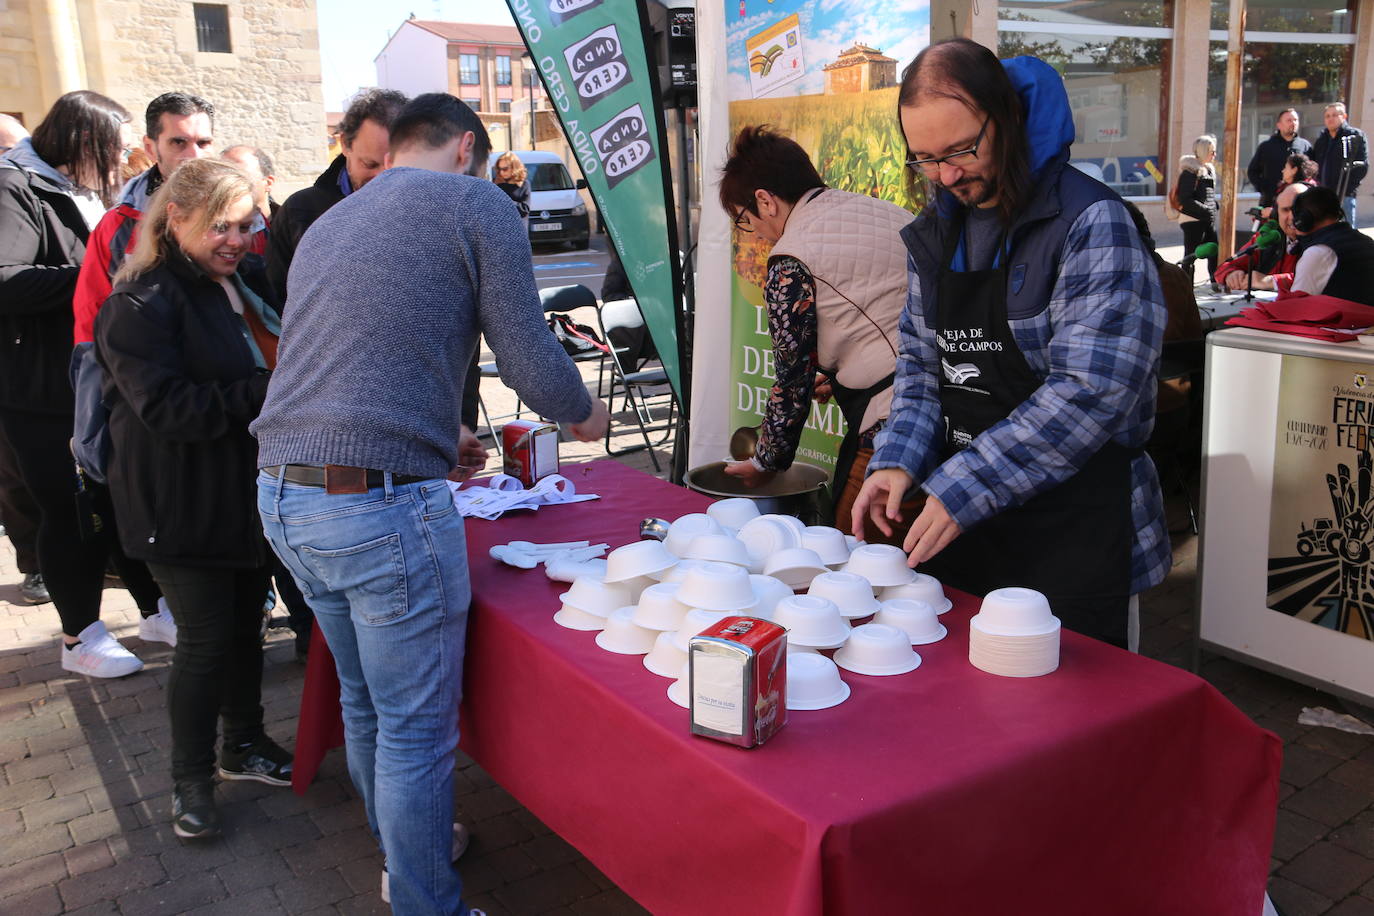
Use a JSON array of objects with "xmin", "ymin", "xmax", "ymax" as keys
[{"xmin": 522, "ymin": 51, "xmax": 536, "ymax": 148}]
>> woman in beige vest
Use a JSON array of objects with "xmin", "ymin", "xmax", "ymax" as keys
[{"xmin": 719, "ymin": 126, "xmax": 916, "ymax": 540}]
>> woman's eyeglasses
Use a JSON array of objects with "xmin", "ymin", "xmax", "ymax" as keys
[{"xmin": 732, "ymin": 209, "xmax": 755, "ymax": 233}]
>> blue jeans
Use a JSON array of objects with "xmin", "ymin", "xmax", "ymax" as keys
[
  {"xmin": 1344, "ymin": 194, "xmax": 1358, "ymax": 229},
  {"xmin": 258, "ymin": 472, "xmax": 470, "ymax": 916}
]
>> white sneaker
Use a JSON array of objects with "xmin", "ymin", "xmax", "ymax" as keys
[
  {"xmin": 381, "ymin": 823, "xmax": 472, "ymax": 903},
  {"xmin": 138, "ymin": 599, "xmax": 177, "ymax": 647},
  {"xmin": 60, "ymin": 620, "xmax": 143, "ymax": 678}
]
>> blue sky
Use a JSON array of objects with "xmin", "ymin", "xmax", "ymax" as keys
[
  {"xmin": 318, "ymin": 0, "xmax": 517, "ymax": 110},
  {"xmin": 724, "ymin": 0, "xmax": 929, "ymax": 98}
]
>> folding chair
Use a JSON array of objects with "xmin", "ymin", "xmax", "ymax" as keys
[{"xmin": 596, "ymin": 297, "xmax": 677, "ymax": 472}]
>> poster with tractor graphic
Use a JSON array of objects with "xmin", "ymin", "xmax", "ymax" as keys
[
  {"xmin": 745, "ymin": 14, "xmax": 804, "ymax": 98},
  {"xmin": 1267, "ymin": 355, "xmax": 1374, "ymax": 642}
]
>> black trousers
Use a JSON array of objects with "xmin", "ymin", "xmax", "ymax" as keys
[
  {"xmin": 0, "ymin": 408, "xmax": 161, "ymax": 634},
  {"xmin": 269, "ymin": 551, "xmax": 313, "ymax": 655},
  {"xmin": 148, "ymin": 562, "xmax": 271, "ymax": 784},
  {"xmin": 0, "ymin": 418, "xmax": 40, "ymax": 574},
  {"xmin": 1180, "ymin": 219, "xmax": 1218, "ymax": 282}
]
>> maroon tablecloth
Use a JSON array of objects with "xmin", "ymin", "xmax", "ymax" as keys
[{"xmin": 293, "ymin": 460, "xmax": 1279, "ymax": 915}]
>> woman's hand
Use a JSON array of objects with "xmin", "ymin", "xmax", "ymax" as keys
[
  {"xmin": 849, "ymin": 468, "xmax": 914, "ymax": 538},
  {"xmin": 724, "ymin": 460, "xmax": 775, "ymax": 488}
]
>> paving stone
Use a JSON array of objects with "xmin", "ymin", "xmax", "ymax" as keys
[
  {"xmin": 1269, "ymin": 875, "xmax": 1335, "ymax": 916},
  {"xmin": 273, "ymin": 866, "xmax": 355, "ymax": 911},
  {"xmin": 308, "ymin": 799, "xmax": 371, "ymax": 836},
  {"xmin": 25, "ymin": 723, "xmax": 93, "ymax": 756},
  {"xmin": 464, "ymin": 811, "xmax": 534, "ymax": 854},
  {"xmin": 21, "ymin": 791, "xmax": 92, "ymax": 830},
  {"xmin": 524, "ymin": 832, "xmax": 584, "ymax": 869},
  {"xmin": 5, "ymin": 749, "xmax": 72, "ymax": 785},
  {"xmin": 185, "ymin": 885, "xmax": 286, "ymax": 915},
  {"xmin": 575, "ymin": 857, "xmax": 616, "ymax": 891},
  {"xmin": 281, "ymin": 824, "xmax": 379, "ymax": 875},
  {"xmin": 1329, "ymin": 896, "xmax": 1374, "ymax": 916},
  {"xmin": 221, "ymin": 809, "xmax": 321, "ymax": 857},
  {"xmin": 1287, "ymin": 778, "xmax": 1374, "ymax": 828},
  {"xmin": 63, "ymin": 840, "xmax": 115, "ymax": 878},
  {"xmin": 0, "ymin": 775, "xmax": 54, "ymax": 812},
  {"xmin": 492, "ymin": 862, "xmax": 602, "ymax": 913},
  {"xmin": 0, "ymin": 821, "xmax": 73, "ymax": 866},
  {"xmin": 1284, "ymin": 744, "xmax": 1347, "ymax": 788},
  {"xmin": 59, "ymin": 853, "xmax": 166, "ymax": 910},
  {"xmin": 116, "ymin": 871, "xmax": 225, "ymax": 916},
  {"xmin": 568, "ymin": 889, "xmax": 652, "ymax": 915},
  {"xmin": 1, "ymin": 884, "xmax": 62, "ymax": 916},
  {"xmin": 335, "ymin": 893, "xmax": 392, "ymax": 916},
  {"xmin": 1302, "ymin": 727, "xmax": 1374, "ymax": 761},
  {"xmin": 1272, "ymin": 809, "xmax": 1331, "ymax": 863},
  {"xmin": 158, "ymin": 833, "xmax": 239, "ymax": 878},
  {"xmin": 68, "ymin": 805, "xmax": 129, "ymax": 845},
  {"xmin": 1282, "ymin": 841, "xmax": 1374, "ymax": 899},
  {"xmin": 1332, "ymin": 760, "xmax": 1374, "ymax": 796},
  {"xmin": 0, "ymin": 851, "xmax": 67, "ymax": 899},
  {"xmin": 1334, "ymin": 812, "xmax": 1374, "ymax": 859},
  {"xmin": 49, "ymin": 763, "xmax": 109, "ymax": 795},
  {"xmin": 214, "ymin": 850, "xmax": 294, "ymax": 896}
]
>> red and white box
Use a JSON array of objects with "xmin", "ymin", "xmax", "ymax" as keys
[
  {"xmin": 688, "ymin": 617, "xmax": 787, "ymax": 748},
  {"xmin": 501, "ymin": 419, "xmax": 559, "ymax": 486}
]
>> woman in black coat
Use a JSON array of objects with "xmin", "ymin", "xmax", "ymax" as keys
[
  {"xmin": 493, "ymin": 151, "xmax": 532, "ymax": 220},
  {"xmin": 1177, "ymin": 134, "xmax": 1221, "ymax": 289},
  {"xmin": 0, "ymin": 90, "xmax": 167, "ymax": 678},
  {"xmin": 95, "ymin": 158, "xmax": 293, "ymax": 841}
]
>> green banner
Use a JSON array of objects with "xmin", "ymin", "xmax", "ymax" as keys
[{"xmin": 506, "ymin": 0, "xmax": 685, "ymax": 403}]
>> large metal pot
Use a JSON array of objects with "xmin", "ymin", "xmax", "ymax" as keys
[{"xmin": 685, "ymin": 461, "xmax": 831, "ymax": 524}]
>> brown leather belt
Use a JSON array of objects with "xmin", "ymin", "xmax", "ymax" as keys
[{"xmin": 264, "ymin": 464, "xmax": 430, "ymax": 493}]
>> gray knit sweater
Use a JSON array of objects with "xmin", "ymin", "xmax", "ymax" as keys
[{"xmin": 251, "ymin": 167, "xmax": 593, "ymax": 478}]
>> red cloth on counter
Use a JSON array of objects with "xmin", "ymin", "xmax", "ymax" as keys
[
  {"xmin": 1225, "ymin": 291, "xmax": 1374, "ymax": 340},
  {"xmin": 293, "ymin": 461, "xmax": 1279, "ymax": 916}
]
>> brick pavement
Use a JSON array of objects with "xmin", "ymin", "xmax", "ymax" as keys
[{"xmin": 3, "ymin": 327, "xmax": 1374, "ymax": 914}]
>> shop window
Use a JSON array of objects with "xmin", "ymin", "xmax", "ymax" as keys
[
  {"xmin": 496, "ymin": 57, "xmax": 512, "ymax": 87},
  {"xmin": 460, "ymin": 54, "xmax": 480, "ymax": 85},
  {"xmin": 499, "ymin": 100, "xmax": 512, "ymax": 113},
  {"xmin": 997, "ymin": 23, "xmax": 1170, "ymax": 197},
  {"xmin": 1210, "ymin": 0, "xmax": 1355, "ymax": 34},
  {"xmin": 193, "ymin": 4, "xmax": 231, "ymax": 54}
]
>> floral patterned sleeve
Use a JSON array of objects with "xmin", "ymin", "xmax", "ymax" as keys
[{"xmin": 754, "ymin": 255, "xmax": 817, "ymax": 472}]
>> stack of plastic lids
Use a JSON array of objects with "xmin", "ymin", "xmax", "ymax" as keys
[{"xmin": 968, "ymin": 587, "xmax": 1060, "ymax": 678}]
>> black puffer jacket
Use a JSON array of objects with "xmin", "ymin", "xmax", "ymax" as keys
[
  {"xmin": 1176, "ymin": 156, "xmax": 1218, "ymax": 226},
  {"xmin": 265, "ymin": 154, "xmax": 347, "ymax": 304},
  {"xmin": 94, "ymin": 254, "xmax": 276, "ymax": 568},
  {"xmin": 497, "ymin": 178, "xmax": 532, "ymax": 218},
  {"xmin": 0, "ymin": 154, "xmax": 89, "ymax": 414}
]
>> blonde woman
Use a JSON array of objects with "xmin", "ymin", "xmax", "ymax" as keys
[
  {"xmin": 1177, "ymin": 134, "xmax": 1220, "ymax": 288},
  {"xmin": 492, "ymin": 151, "xmax": 531, "ymax": 219},
  {"xmin": 94, "ymin": 158, "xmax": 292, "ymax": 840}
]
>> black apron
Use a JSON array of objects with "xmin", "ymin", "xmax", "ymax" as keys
[
  {"xmin": 917, "ymin": 211, "xmax": 1136, "ymax": 647},
  {"xmin": 825, "ymin": 370, "xmax": 893, "ymax": 520}
]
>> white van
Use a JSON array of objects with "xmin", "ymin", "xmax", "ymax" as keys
[{"xmin": 492, "ymin": 150, "xmax": 590, "ymax": 249}]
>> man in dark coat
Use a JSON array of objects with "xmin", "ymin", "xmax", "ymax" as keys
[
  {"xmin": 1311, "ymin": 102, "xmax": 1368, "ymax": 228},
  {"xmin": 1246, "ymin": 108, "xmax": 1311, "ymax": 209}
]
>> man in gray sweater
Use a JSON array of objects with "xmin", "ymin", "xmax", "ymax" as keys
[{"xmin": 253, "ymin": 94, "xmax": 608, "ymax": 915}]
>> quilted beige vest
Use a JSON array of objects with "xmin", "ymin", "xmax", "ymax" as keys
[{"xmin": 769, "ymin": 188, "xmax": 912, "ymax": 434}]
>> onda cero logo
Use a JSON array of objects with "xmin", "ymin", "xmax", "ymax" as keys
[
  {"xmin": 563, "ymin": 25, "xmax": 632, "ymax": 110},
  {"xmin": 590, "ymin": 104, "xmax": 655, "ymax": 189}
]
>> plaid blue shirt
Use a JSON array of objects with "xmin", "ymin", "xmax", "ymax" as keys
[{"xmin": 870, "ymin": 199, "xmax": 1171, "ymax": 594}]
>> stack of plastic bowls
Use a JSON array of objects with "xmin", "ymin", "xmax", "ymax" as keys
[
  {"xmin": 669, "ymin": 607, "xmax": 735, "ymax": 656},
  {"xmin": 833, "ymin": 623, "xmax": 922, "ymax": 676},
  {"xmin": 842, "ymin": 543, "xmax": 917, "ymax": 588},
  {"xmin": 663, "ymin": 513, "xmax": 725, "ymax": 558},
  {"xmin": 800, "ymin": 526, "xmax": 851, "ymax": 569},
  {"xmin": 682, "ymin": 534, "xmax": 752, "ymax": 571},
  {"xmin": 786, "ymin": 652, "xmax": 850, "ymax": 710},
  {"xmin": 676, "ymin": 562, "xmax": 758, "ymax": 616},
  {"xmin": 735, "ymin": 515, "xmax": 801, "ymax": 572},
  {"xmin": 667, "ymin": 659, "xmax": 690, "ymax": 708},
  {"xmin": 771, "ymin": 594, "xmax": 851, "ymax": 650},
  {"xmin": 749, "ymin": 575, "xmax": 794, "ymax": 621},
  {"xmin": 659, "ymin": 558, "xmax": 709, "ymax": 584},
  {"xmin": 595, "ymin": 607, "xmax": 659, "ymax": 655},
  {"xmin": 807, "ymin": 571, "xmax": 880, "ymax": 620},
  {"xmin": 706, "ymin": 497, "xmax": 761, "ymax": 534},
  {"xmin": 632, "ymin": 581, "xmax": 691, "ymax": 632},
  {"xmin": 879, "ymin": 572, "xmax": 952, "ymax": 614},
  {"xmin": 968, "ymin": 587, "xmax": 1060, "ymax": 677},
  {"xmin": 763, "ymin": 548, "xmax": 829, "ymax": 590},
  {"xmin": 873, "ymin": 598, "xmax": 947, "ymax": 645},
  {"xmin": 553, "ymin": 576, "xmax": 632, "ymax": 631},
  {"xmin": 643, "ymin": 630, "xmax": 688, "ymax": 678}
]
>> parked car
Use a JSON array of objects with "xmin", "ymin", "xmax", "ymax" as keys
[{"xmin": 492, "ymin": 150, "xmax": 591, "ymax": 250}]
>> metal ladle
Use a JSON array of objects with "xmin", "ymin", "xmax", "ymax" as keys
[{"xmin": 729, "ymin": 425, "xmax": 760, "ymax": 460}]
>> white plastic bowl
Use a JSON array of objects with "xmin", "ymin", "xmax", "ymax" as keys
[
  {"xmin": 667, "ymin": 676, "xmax": 690, "ymax": 708},
  {"xmin": 643, "ymin": 630, "xmax": 688, "ymax": 678},
  {"xmin": 763, "ymin": 547, "xmax": 829, "ymax": 591},
  {"xmin": 833, "ymin": 623, "xmax": 923, "ymax": 676},
  {"xmin": 842, "ymin": 543, "xmax": 917, "ymax": 587},
  {"xmin": 749, "ymin": 574, "xmax": 794, "ymax": 621},
  {"xmin": 603, "ymin": 540, "xmax": 677, "ymax": 584},
  {"xmin": 771, "ymin": 594, "xmax": 851, "ymax": 649},
  {"xmin": 553, "ymin": 603, "xmax": 607, "ymax": 631},
  {"xmin": 807, "ymin": 571, "xmax": 880, "ymax": 620},
  {"xmin": 594, "ymin": 606, "xmax": 659, "ymax": 655},
  {"xmin": 682, "ymin": 533, "xmax": 752, "ymax": 569},
  {"xmin": 658, "ymin": 558, "xmax": 707, "ymax": 584},
  {"xmin": 663, "ymin": 513, "xmax": 725, "ymax": 557},
  {"xmin": 800, "ymin": 526, "xmax": 850, "ymax": 567},
  {"xmin": 559, "ymin": 575, "xmax": 632, "ymax": 617},
  {"xmin": 873, "ymin": 598, "xmax": 947, "ymax": 645},
  {"xmin": 760, "ymin": 513, "xmax": 806, "ymax": 539},
  {"xmin": 736, "ymin": 516, "xmax": 801, "ymax": 569},
  {"xmin": 974, "ymin": 587, "xmax": 1057, "ymax": 636},
  {"xmin": 706, "ymin": 497, "xmax": 761, "ymax": 532},
  {"xmin": 878, "ymin": 572, "xmax": 952, "ymax": 614},
  {"xmin": 632, "ymin": 582, "xmax": 691, "ymax": 631},
  {"xmin": 785, "ymin": 652, "xmax": 850, "ymax": 710},
  {"xmin": 676, "ymin": 561, "xmax": 757, "ymax": 611},
  {"xmin": 670, "ymin": 607, "xmax": 734, "ymax": 653}
]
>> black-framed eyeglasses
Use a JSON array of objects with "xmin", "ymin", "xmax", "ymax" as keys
[
  {"xmin": 905, "ymin": 116, "xmax": 990, "ymax": 174},
  {"xmin": 732, "ymin": 208, "xmax": 755, "ymax": 233}
]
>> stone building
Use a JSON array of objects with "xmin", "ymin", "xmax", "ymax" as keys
[
  {"xmin": 822, "ymin": 44, "xmax": 897, "ymax": 95},
  {"xmin": 0, "ymin": 0, "xmax": 325, "ymax": 192}
]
